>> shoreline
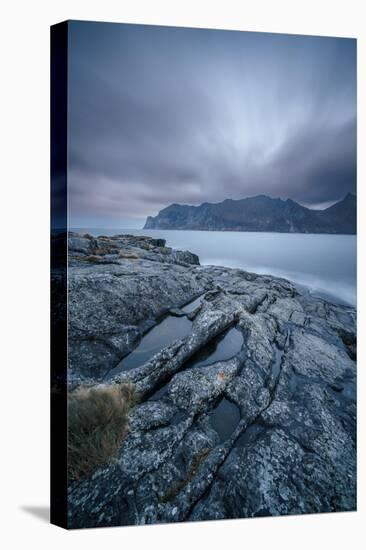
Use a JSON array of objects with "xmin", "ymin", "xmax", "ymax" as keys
[
  {"xmin": 68, "ymin": 228, "xmax": 357, "ymax": 308},
  {"xmin": 71, "ymin": 226, "xmax": 357, "ymax": 236}
]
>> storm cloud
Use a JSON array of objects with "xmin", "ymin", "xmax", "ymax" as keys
[{"xmin": 67, "ymin": 21, "xmax": 356, "ymax": 227}]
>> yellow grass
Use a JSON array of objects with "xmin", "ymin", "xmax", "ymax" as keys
[{"xmin": 68, "ymin": 382, "xmax": 135, "ymax": 481}]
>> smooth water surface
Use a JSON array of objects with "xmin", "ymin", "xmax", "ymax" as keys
[
  {"xmin": 148, "ymin": 326, "xmax": 243, "ymax": 401},
  {"xmin": 210, "ymin": 398, "xmax": 241, "ymax": 442},
  {"xmin": 106, "ymin": 315, "xmax": 192, "ymax": 378},
  {"xmin": 186, "ymin": 327, "xmax": 244, "ymax": 369},
  {"xmin": 73, "ymin": 228, "xmax": 356, "ymax": 306}
]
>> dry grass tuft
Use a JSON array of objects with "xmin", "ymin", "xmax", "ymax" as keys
[
  {"xmin": 94, "ymin": 246, "xmax": 119, "ymax": 255},
  {"xmin": 118, "ymin": 251, "xmax": 139, "ymax": 259},
  {"xmin": 85, "ymin": 254, "xmax": 101, "ymax": 263},
  {"xmin": 68, "ymin": 382, "xmax": 136, "ymax": 481}
]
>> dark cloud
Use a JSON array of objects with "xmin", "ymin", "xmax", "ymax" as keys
[{"xmin": 67, "ymin": 22, "xmax": 356, "ymax": 226}]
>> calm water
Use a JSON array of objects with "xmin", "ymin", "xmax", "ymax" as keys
[
  {"xmin": 106, "ymin": 315, "xmax": 193, "ymax": 378},
  {"xmin": 185, "ymin": 327, "xmax": 244, "ymax": 369},
  {"xmin": 148, "ymin": 326, "xmax": 244, "ymax": 401},
  {"xmin": 72, "ymin": 228, "xmax": 356, "ymax": 307}
]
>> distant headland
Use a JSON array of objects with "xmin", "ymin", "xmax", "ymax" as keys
[{"xmin": 144, "ymin": 194, "xmax": 356, "ymax": 234}]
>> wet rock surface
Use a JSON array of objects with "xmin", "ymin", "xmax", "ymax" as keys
[{"xmin": 66, "ymin": 233, "xmax": 356, "ymax": 528}]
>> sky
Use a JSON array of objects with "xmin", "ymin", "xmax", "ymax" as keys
[{"xmin": 67, "ymin": 21, "xmax": 356, "ymax": 228}]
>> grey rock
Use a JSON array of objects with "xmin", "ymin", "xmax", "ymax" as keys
[
  {"xmin": 113, "ymin": 307, "xmax": 237, "ymax": 400},
  {"xmin": 171, "ymin": 249, "xmax": 200, "ymax": 266},
  {"xmin": 67, "ymin": 233, "xmax": 205, "ymax": 382},
  {"xmin": 65, "ymin": 232, "xmax": 356, "ymax": 528}
]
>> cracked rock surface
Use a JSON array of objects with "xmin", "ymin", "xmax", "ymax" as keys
[{"xmin": 66, "ymin": 233, "xmax": 356, "ymax": 528}]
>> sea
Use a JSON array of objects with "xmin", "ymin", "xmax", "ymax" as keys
[{"xmin": 71, "ymin": 228, "xmax": 356, "ymax": 308}]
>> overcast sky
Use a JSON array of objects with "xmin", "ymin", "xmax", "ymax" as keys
[{"xmin": 68, "ymin": 21, "xmax": 356, "ymax": 228}]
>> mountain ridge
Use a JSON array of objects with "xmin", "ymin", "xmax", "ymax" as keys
[{"xmin": 144, "ymin": 194, "xmax": 356, "ymax": 234}]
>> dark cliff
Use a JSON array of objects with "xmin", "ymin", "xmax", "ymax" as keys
[{"xmin": 144, "ymin": 194, "xmax": 356, "ymax": 234}]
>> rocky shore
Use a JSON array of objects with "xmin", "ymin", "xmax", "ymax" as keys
[{"xmin": 66, "ymin": 232, "xmax": 356, "ymax": 528}]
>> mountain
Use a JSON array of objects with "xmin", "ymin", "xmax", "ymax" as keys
[
  {"xmin": 315, "ymin": 193, "xmax": 357, "ymax": 234},
  {"xmin": 144, "ymin": 194, "xmax": 356, "ymax": 234}
]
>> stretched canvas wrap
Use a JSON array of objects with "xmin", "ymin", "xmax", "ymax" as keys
[{"xmin": 51, "ymin": 20, "xmax": 357, "ymax": 529}]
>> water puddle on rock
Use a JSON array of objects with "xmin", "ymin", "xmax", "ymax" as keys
[
  {"xmin": 149, "ymin": 327, "xmax": 244, "ymax": 402},
  {"xmin": 209, "ymin": 398, "xmax": 241, "ymax": 442},
  {"xmin": 186, "ymin": 327, "xmax": 244, "ymax": 369},
  {"xmin": 107, "ymin": 315, "xmax": 192, "ymax": 378},
  {"xmin": 271, "ymin": 344, "xmax": 284, "ymax": 380},
  {"xmin": 149, "ymin": 383, "xmax": 170, "ymax": 401},
  {"xmin": 235, "ymin": 423, "xmax": 266, "ymax": 448}
]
